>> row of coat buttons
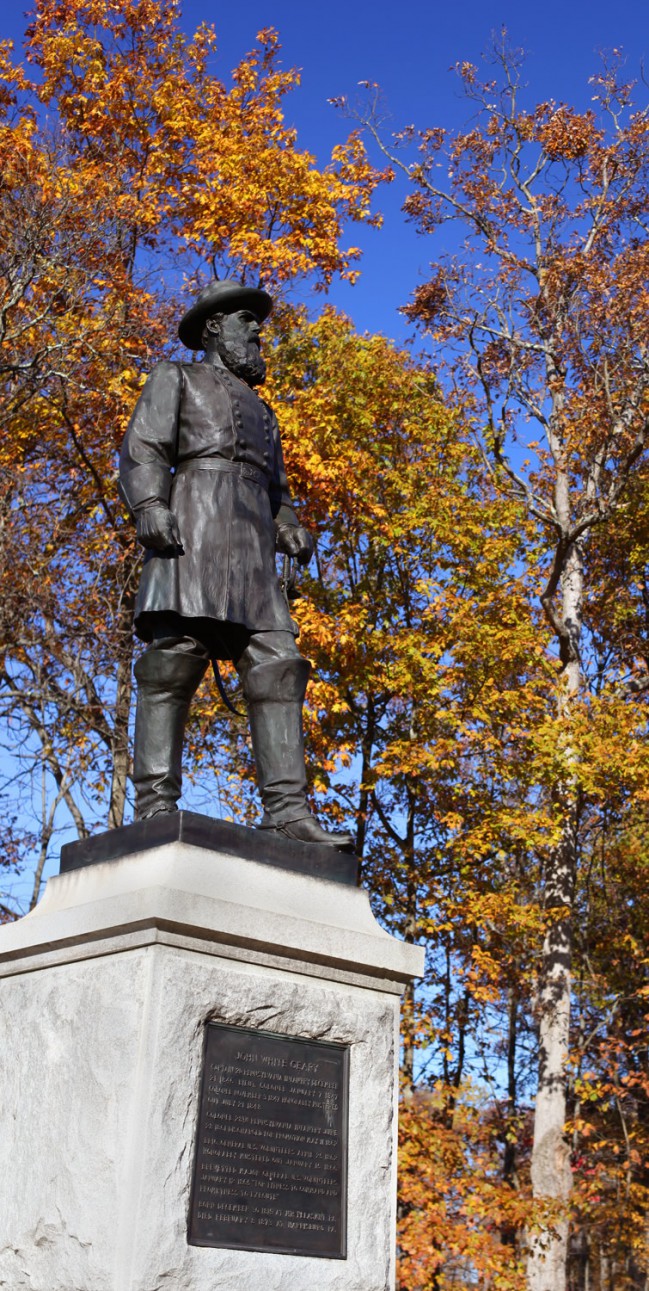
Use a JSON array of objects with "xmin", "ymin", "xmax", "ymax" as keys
[{"xmin": 220, "ymin": 368, "xmax": 273, "ymax": 467}]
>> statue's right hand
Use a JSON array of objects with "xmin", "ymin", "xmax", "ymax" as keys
[{"xmin": 135, "ymin": 504, "xmax": 181, "ymax": 552}]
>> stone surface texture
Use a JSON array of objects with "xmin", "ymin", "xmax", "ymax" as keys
[{"xmin": 0, "ymin": 840, "xmax": 423, "ymax": 1291}]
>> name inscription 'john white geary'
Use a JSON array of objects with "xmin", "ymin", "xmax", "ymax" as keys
[{"xmin": 188, "ymin": 1023, "xmax": 349, "ymax": 1258}]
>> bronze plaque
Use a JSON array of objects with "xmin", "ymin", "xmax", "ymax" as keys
[{"xmin": 188, "ymin": 1023, "xmax": 349, "ymax": 1258}]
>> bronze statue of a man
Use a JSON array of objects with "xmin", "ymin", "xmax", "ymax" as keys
[{"xmin": 120, "ymin": 279, "xmax": 352, "ymax": 850}]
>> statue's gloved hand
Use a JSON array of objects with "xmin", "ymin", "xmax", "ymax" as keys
[
  {"xmin": 275, "ymin": 523, "xmax": 314, "ymax": 567},
  {"xmin": 135, "ymin": 504, "xmax": 181, "ymax": 552}
]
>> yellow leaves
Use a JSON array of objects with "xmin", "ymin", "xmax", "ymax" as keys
[
  {"xmin": 66, "ymin": 22, "xmax": 376, "ymax": 290},
  {"xmin": 398, "ymin": 1088, "xmax": 528, "ymax": 1289}
]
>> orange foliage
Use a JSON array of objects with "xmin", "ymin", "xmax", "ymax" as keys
[
  {"xmin": 1, "ymin": 14, "xmax": 648, "ymax": 1288},
  {"xmin": 343, "ymin": 45, "xmax": 649, "ymax": 1286}
]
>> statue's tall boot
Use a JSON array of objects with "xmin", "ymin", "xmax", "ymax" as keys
[
  {"xmin": 133, "ymin": 648, "xmax": 207, "ymax": 820},
  {"xmin": 244, "ymin": 657, "xmax": 354, "ymax": 851}
]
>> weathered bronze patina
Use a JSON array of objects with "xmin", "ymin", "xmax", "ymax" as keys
[
  {"xmin": 188, "ymin": 1023, "xmax": 348, "ymax": 1258},
  {"xmin": 119, "ymin": 279, "xmax": 353, "ymax": 851}
]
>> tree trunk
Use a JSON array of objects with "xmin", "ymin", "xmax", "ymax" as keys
[
  {"xmin": 527, "ymin": 827, "xmax": 575, "ymax": 1289},
  {"xmin": 107, "ymin": 596, "xmax": 135, "ymax": 829},
  {"xmin": 354, "ymin": 697, "xmax": 376, "ymax": 867},
  {"xmin": 527, "ymin": 540, "xmax": 583, "ymax": 1291},
  {"xmin": 401, "ymin": 785, "xmax": 418, "ymax": 1097},
  {"xmin": 501, "ymin": 983, "xmax": 519, "ymax": 1251}
]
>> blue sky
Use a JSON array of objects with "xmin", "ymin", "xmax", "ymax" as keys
[{"xmin": 3, "ymin": 0, "xmax": 648, "ymax": 341}]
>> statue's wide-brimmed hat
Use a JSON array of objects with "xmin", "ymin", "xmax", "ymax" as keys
[{"xmin": 178, "ymin": 279, "xmax": 273, "ymax": 351}]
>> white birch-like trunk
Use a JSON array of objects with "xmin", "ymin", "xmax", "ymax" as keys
[{"xmin": 527, "ymin": 539, "xmax": 583, "ymax": 1291}]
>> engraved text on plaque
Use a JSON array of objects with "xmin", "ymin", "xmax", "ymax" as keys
[{"xmin": 188, "ymin": 1023, "xmax": 349, "ymax": 1257}]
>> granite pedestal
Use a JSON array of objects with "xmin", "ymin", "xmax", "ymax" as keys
[{"xmin": 0, "ymin": 814, "xmax": 423, "ymax": 1291}]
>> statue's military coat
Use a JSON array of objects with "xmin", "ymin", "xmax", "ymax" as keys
[{"xmin": 119, "ymin": 360, "xmax": 298, "ymax": 642}]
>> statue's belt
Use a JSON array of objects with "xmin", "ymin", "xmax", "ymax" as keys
[{"xmin": 175, "ymin": 459, "xmax": 269, "ymax": 489}]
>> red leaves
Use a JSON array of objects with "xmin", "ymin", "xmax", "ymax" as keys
[
  {"xmin": 535, "ymin": 106, "xmax": 602, "ymax": 161},
  {"xmin": 402, "ymin": 271, "xmax": 449, "ymax": 327}
]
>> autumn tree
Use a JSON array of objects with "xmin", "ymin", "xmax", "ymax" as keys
[
  {"xmin": 565, "ymin": 475, "xmax": 649, "ymax": 1288},
  {"xmin": 352, "ymin": 42, "xmax": 649, "ymax": 1289},
  {"xmin": 262, "ymin": 307, "xmax": 559, "ymax": 1287}
]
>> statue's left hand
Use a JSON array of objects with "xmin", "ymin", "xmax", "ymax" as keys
[{"xmin": 275, "ymin": 524, "xmax": 314, "ymax": 567}]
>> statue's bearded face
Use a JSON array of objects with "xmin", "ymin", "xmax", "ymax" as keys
[{"xmin": 205, "ymin": 309, "xmax": 267, "ymax": 386}]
